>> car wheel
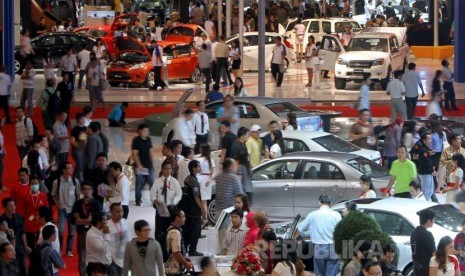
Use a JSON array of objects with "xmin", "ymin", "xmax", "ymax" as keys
[
  {"xmin": 207, "ymin": 197, "xmax": 217, "ymax": 226},
  {"xmin": 188, "ymin": 67, "xmax": 201, "ymax": 83},
  {"xmin": 144, "ymin": 71, "xmax": 155, "ymax": 88},
  {"xmin": 334, "ymin": 77, "xmax": 346, "ymax": 89},
  {"xmin": 14, "ymin": 59, "xmax": 21, "ymax": 74},
  {"xmin": 381, "ymin": 66, "xmax": 392, "ymax": 90},
  {"xmin": 403, "ymin": 264, "xmax": 414, "ymax": 276}
]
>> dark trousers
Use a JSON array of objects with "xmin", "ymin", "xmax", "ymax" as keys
[
  {"xmin": 0, "ymin": 156, "xmax": 3, "ymax": 190},
  {"xmin": 16, "ymin": 251, "xmax": 27, "ymax": 276},
  {"xmin": 443, "ymin": 81, "xmax": 457, "ymax": 109},
  {"xmin": 62, "ymin": 71, "xmax": 75, "ymax": 91},
  {"xmin": 155, "ymin": 211, "xmax": 171, "ymax": 240},
  {"xmin": 394, "ymin": 192, "xmax": 412, "ymax": 198},
  {"xmin": 109, "ymin": 118, "xmax": 126, "ymax": 127},
  {"xmin": 78, "ymin": 69, "xmax": 86, "ymax": 89},
  {"xmin": 183, "ymin": 215, "xmax": 202, "ymax": 254},
  {"xmin": 122, "ymin": 205, "xmax": 129, "ymax": 219},
  {"xmin": 215, "ymin": 57, "xmax": 233, "ymax": 84},
  {"xmin": 25, "ymin": 231, "xmax": 39, "ymax": 252},
  {"xmin": 405, "ymin": 96, "xmax": 418, "ymax": 119},
  {"xmin": 195, "ymin": 134, "xmax": 208, "ymax": 154},
  {"xmin": 109, "ymin": 262, "xmax": 122, "ymax": 276},
  {"xmin": 17, "ymin": 146, "xmax": 28, "ymax": 166},
  {"xmin": 152, "ymin": 66, "xmax": 167, "ymax": 90},
  {"xmin": 0, "ymin": 95, "xmax": 11, "ymax": 122},
  {"xmin": 57, "ymin": 152, "xmax": 68, "ymax": 168},
  {"xmin": 271, "ymin": 63, "xmax": 284, "ymax": 86},
  {"xmin": 78, "ymin": 231, "xmax": 88, "ymax": 276},
  {"xmin": 201, "ymin": 67, "xmax": 212, "ymax": 92}
]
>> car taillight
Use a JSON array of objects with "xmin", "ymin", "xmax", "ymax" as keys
[{"xmin": 283, "ymin": 38, "xmax": 293, "ymax": 49}]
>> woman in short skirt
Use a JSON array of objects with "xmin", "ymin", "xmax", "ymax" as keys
[
  {"xmin": 304, "ymin": 35, "xmax": 317, "ymax": 87},
  {"xmin": 196, "ymin": 144, "xmax": 216, "ymax": 228},
  {"xmin": 230, "ymin": 40, "xmax": 242, "ymax": 80}
]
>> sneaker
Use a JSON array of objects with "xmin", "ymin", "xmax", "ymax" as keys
[
  {"xmin": 189, "ymin": 251, "xmax": 204, "ymax": 257},
  {"xmin": 136, "ymin": 201, "xmax": 141, "ymax": 206},
  {"xmin": 67, "ymin": 251, "xmax": 74, "ymax": 257}
]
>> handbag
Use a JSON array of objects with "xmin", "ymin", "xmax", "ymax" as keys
[{"xmin": 279, "ymin": 63, "xmax": 286, "ymax": 73}]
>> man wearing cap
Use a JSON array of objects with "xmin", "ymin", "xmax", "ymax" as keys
[
  {"xmin": 296, "ymin": 195, "xmax": 342, "ymax": 276},
  {"xmin": 246, "ymin": 125, "xmax": 263, "ymax": 167}
]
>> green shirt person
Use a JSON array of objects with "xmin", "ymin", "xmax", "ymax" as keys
[{"xmin": 383, "ymin": 145, "xmax": 417, "ymax": 197}]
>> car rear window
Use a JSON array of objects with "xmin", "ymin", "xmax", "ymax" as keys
[
  {"xmin": 346, "ymin": 157, "xmax": 389, "ymax": 178},
  {"xmin": 265, "ymin": 102, "xmax": 304, "ymax": 118},
  {"xmin": 312, "ymin": 135, "xmax": 360, "ymax": 153},
  {"xmin": 421, "ymin": 205, "xmax": 465, "ymax": 232}
]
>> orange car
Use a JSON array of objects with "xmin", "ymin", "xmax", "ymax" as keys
[
  {"xmin": 165, "ymin": 24, "xmax": 208, "ymax": 44},
  {"xmin": 106, "ymin": 36, "xmax": 201, "ymax": 88}
]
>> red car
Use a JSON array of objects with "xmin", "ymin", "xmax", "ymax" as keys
[
  {"xmin": 164, "ymin": 24, "xmax": 208, "ymax": 44},
  {"xmin": 106, "ymin": 36, "xmax": 201, "ymax": 88}
]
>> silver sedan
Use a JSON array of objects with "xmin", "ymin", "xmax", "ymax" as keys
[{"xmin": 208, "ymin": 151, "xmax": 390, "ymax": 224}]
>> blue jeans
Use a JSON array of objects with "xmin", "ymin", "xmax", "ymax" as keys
[
  {"xmin": 313, "ymin": 244, "xmax": 339, "ymax": 276},
  {"xmin": 419, "ymin": 174, "xmax": 434, "ymax": 201},
  {"xmin": 58, "ymin": 209, "xmax": 76, "ymax": 253},
  {"xmin": 135, "ymin": 168, "xmax": 154, "ymax": 203},
  {"xmin": 109, "ymin": 262, "xmax": 122, "ymax": 276}
]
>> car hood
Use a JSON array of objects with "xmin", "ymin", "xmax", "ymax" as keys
[
  {"xmin": 339, "ymin": 51, "xmax": 390, "ymax": 61},
  {"xmin": 113, "ymin": 36, "xmax": 151, "ymax": 58},
  {"xmin": 352, "ymin": 149, "xmax": 381, "ymax": 162}
]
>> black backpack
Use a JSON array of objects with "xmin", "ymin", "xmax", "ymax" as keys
[
  {"xmin": 23, "ymin": 117, "xmax": 39, "ymax": 140},
  {"xmin": 156, "ymin": 225, "xmax": 181, "ymax": 263},
  {"xmin": 46, "ymin": 89, "xmax": 61, "ymax": 118},
  {"xmin": 28, "ymin": 242, "xmax": 51, "ymax": 276}
]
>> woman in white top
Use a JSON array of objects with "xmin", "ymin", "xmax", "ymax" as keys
[
  {"xmin": 229, "ymin": 40, "xmax": 242, "ymax": 79},
  {"xmin": 294, "ymin": 18, "xmax": 306, "ymax": 62},
  {"xmin": 196, "ymin": 144, "xmax": 215, "ymax": 227},
  {"xmin": 271, "ymin": 243, "xmax": 297, "ymax": 276},
  {"xmin": 444, "ymin": 153, "xmax": 465, "ymax": 203},
  {"xmin": 359, "ymin": 175, "xmax": 377, "ymax": 198},
  {"xmin": 235, "ymin": 194, "xmax": 250, "ymax": 227},
  {"xmin": 285, "ymin": 112, "xmax": 301, "ymax": 131},
  {"xmin": 93, "ymin": 38, "xmax": 106, "ymax": 59},
  {"xmin": 304, "ymin": 35, "xmax": 317, "ymax": 87},
  {"xmin": 42, "ymin": 50, "xmax": 56, "ymax": 86},
  {"xmin": 429, "ymin": 236, "xmax": 460, "ymax": 276},
  {"xmin": 233, "ymin": 77, "xmax": 248, "ymax": 97},
  {"xmin": 265, "ymin": 130, "xmax": 285, "ymax": 160}
]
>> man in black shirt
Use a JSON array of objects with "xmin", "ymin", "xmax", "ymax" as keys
[
  {"xmin": 181, "ymin": 160, "xmax": 205, "ymax": 257},
  {"xmin": 384, "ymin": 2, "xmax": 396, "ymax": 21},
  {"xmin": 410, "ymin": 209, "xmax": 436, "ymax": 276},
  {"xmin": 219, "ymin": 121, "xmax": 237, "ymax": 165},
  {"xmin": 231, "ymin": 127, "xmax": 249, "ymax": 165},
  {"xmin": 71, "ymin": 113, "xmax": 87, "ymax": 182},
  {"xmin": 417, "ymin": 132, "xmax": 435, "ymax": 201},
  {"xmin": 84, "ymin": 152, "xmax": 110, "ymax": 205},
  {"xmin": 72, "ymin": 181, "xmax": 102, "ymax": 276},
  {"xmin": 131, "ymin": 123, "xmax": 155, "ymax": 206},
  {"xmin": 36, "ymin": 17, "xmax": 47, "ymax": 37},
  {"xmin": 2, "ymin": 198, "xmax": 28, "ymax": 276}
]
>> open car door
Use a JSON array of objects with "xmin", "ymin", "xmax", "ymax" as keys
[
  {"xmin": 171, "ymin": 88, "xmax": 194, "ymax": 119},
  {"xmin": 318, "ymin": 34, "xmax": 345, "ymax": 71}
]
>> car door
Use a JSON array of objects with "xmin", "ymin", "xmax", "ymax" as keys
[
  {"xmin": 31, "ymin": 35, "xmax": 59, "ymax": 67},
  {"xmin": 251, "ymin": 159, "xmax": 300, "ymax": 220},
  {"xmin": 294, "ymin": 160, "xmax": 347, "ymax": 216},
  {"xmin": 234, "ymin": 101, "xmax": 260, "ymax": 129},
  {"xmin": 264, "ymin": 35, "xmax": 277, "ymax": 68},
  {"xmin": 389, "ymin": 37, "xmax": 403, "ymax": 70},
  {"xmin": 172, "ymin": 44, "xmax": 193, "ymax": 79},
  {"xmin": 318, "ymin": 34, "xmax": 345, "ymax": 71},
  {"xmin": 242, "ymin": 34, "xmax": 258, "ymax": 70}
]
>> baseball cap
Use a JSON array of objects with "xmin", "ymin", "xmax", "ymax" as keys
[{"xmin": 250, "ymin": 125, "xmax": 262, "ymax": 132}]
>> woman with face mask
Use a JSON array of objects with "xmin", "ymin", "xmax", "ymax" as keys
[{"xmin": 23, "ymin": 177, "xmax": 49, "ymax": 254}]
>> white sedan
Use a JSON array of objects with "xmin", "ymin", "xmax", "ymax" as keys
[{"xmin": 225, "ymin": 32, "xmax": 296, "ymax": 71}]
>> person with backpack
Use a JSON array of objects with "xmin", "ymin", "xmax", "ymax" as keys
[
  {"xmin": 29, "ymin": 225, "xmax": 65, "ymax": 276},
  {"xmin": 56, "ymin": 74, "xmax": 74, "ymax": 126},
  {"xmin": 15, "ymin": 106, "xmax": 35, "ymax": 163},
  {"xmin": 51, "ymin": 162, "xmax": 80, "ymax": 257},
  {"xmin": 38, "ymin": 79, "xmax": 61, "ymax": 128},
  {"xmin": 165, "ymin": 209, "xmax": 194, "ymax": 276},
  {"xmin": 52, "ymin": 112, "xmax": 70, "ymax": 168}
]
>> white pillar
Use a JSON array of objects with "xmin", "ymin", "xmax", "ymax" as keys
[
  {"xmin": 217, "ymin": 0, "xmax": 223, "ymax": 37},
  {"xmin": 239, "ymin": 0, "xmax": 244, "ymax": 76},
  {"xmin": 258, "ymin": 0, "xmax": 265, "ymax": 96},
  {"xmin": 433, "ymin": 0, "xmax": 438, "ymax": 46},
  {"xmin": 14, "ymin": 0, "xmax": 20, "ymax": 45},
  {"xmin": 226, "ymin": 0, "xmax": 231, "ymax": 37}
]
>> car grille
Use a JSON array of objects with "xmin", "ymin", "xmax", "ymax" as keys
[
  {"xmin": 348, "ymin": 60, "xmax": 373, "ymax": 68},
  {"xmin": 107, "ymin": 72, "xmax": 131, "ymax": 80}
]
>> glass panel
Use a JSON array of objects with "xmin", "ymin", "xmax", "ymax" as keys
[
  {"xmin": 308, "ymin": 21, "xmax": 320, "ymax": 33},
  {"xmin": 283, "ymin": 138, "xmax": 309, "ymax": 153},
  {"xmin": 369, "ymin": 211, "xmax": 414, "ymax": 236},
  {"xmin": 301, "ymin": 161, "xmax": 344, "ymax": 180},
  {"xmin": 252, "ymin": 160, "xmax": 299, "ymax": 181},
  {"xmin": 424, "ymin": 205, "xmax": 465, "ymax": 232},
  {"xmin": 346, "ymin": 157, "xmax": 389, "ymax": 178},
  {"xmin": 235, "ymin": 102, "xmax": 260, "ymax": 119},
  {"xmin": 312, "ymin": 135, "xmax": 360, "ymax": 152}
]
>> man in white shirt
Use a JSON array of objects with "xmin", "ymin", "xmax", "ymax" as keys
[
  {"xmin": 150, "ymin": 162, "xmax": 182, "ymax": 240},
  {"xmin": 204, "ymin": 14, "xmax": 216, "ymax": 40},
  {"xmin": 341, "ymin": 26, "xmax": 353, "ymax": 47},
  {"xmin": 77, "ymin": 44, "xmax": 91, "ymax": 90},
  {"xmin": 38, "ymin": 135, "xmax": 50, "ymax": 171},
  {"xmin": 151, "ymin": 40, "xmax": 167, "ymax": 90},
  {"xmin": 86, "ymin": 211, "xmax": 112, "ymax": 274},
  {"xmin": 270, "ymin": 36, "xmax": 286, "ymax": 87},
  {"xmin": 402, "ymin": 63, "xmax": 425, "ymax": 120},
  {"xmin": 20, "ymin": 61, "xmax": 35, "ymax": 116},
  {"xmin": 108, "ymin": 162, "xmax": 130, "ymax": 219},
  {"xmin": 107, "ymin": 203, "xmax": 131, "ymax": 276},
  {"xmin": 60, "ymin": 46, "xmax": 78, "ymax": 90},
  {"xmin": 193, "ymin": 101, "xmax": 210, "ymax": 154},
  {"xmin": 177, "ymin": 147, "xmax": 195, "ymax": 186},
  {"xmin": 409, "ymin": 180, "xmax": 426, "ymax": 201},
  {"xmin": 296, "ymin": 195, "xmax": 342, "ymax": 276},
  {"xmin": 172, "ymin": 109, "xmax": 196, "ymax": 149},
  {"xmin": 386, "ymin": 70, "xmax": 407, "ymax": 121},
  {"xmin": 0, "ymin": 65, "xmax": 12, "ymax": 123},
  {"xmin": 441, "ymin": 59, "xmax": 459, "ymax": 110},
  {"xmin": 365, "ymin": 0, "xmax": 374, "ymax": 22}
]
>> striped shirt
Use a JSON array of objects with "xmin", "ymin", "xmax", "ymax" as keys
[
  {"xmin": 214, "ymin": 172, "xmax": 243, "ymax": 214},
  {"xmin": 39, "ymin": 241, "xmax": 65, "ymax": 276},
  {"xmin": 223, "ymin": 225, "xmax": 247, "ymax": 255}
]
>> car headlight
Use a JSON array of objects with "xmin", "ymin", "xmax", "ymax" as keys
[
  {"xmin": 372, "ymin": 58, "xmax": 385, "ymax": 66},
  {"xmin": 337, "ymin": 58, "xmax": 348, "ymax": 65},
  {"xmin": 129, "ymin": 63, "xmax": 146, "ymax": 70}
]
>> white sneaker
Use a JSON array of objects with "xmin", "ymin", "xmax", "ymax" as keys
[{"xmin": 67, "ymin": 251, "xmax": 74, "ymax": 257}]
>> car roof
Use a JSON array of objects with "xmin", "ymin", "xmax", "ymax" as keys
[
  {"xmin": 282, "ymin": 151, "xmax": 359, "ymax": 160},
  {"xmin": 263, "ymin": 130, "xmax": 330, "ymax": 139},
  {"xmin": 33, "ymin": 32, "xmax": 95, "ymax": 41},
  {"xmin": 302, "ymin": 18, "xmax": 358, "ymax": 23},
  {"xmin": 354, "ymin": 32, "xmax": 396, "ymax": 39},
  {"xmin": 227, "ymin": 32, "xmax": 281, "ymax": 39},
  {"xmin": 332, "ymin": 197, "xmax": 438, "ymax": 213}
]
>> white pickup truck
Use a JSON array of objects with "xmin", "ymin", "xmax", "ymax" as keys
[{"xmin": 318, "ymin": 27, "xmax": 409, "ymax": 90}]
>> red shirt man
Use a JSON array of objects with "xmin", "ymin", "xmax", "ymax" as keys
[
  {"xmin": 10, "ymin": 168, "xmax": 32, "ymax": 218},
  {"xmin": 24, "ymin": 178, "xmax": 49, "ymax": 234}
]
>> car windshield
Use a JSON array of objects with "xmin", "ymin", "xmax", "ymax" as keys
[
  {"xmin": 347, "ymin": 38, "xmax": 388, "ymax": 52},
  {"xmin": 265, "ymin": 102, "xmax": 305, "ymax": 118},
  {"xmin": 339, "ymin": 21, "xmax": 361, "ymax": 31},
  {"xmin": 312, "ymin": 135, "xmax": 360, "ymax": 152},
  {"xmin": 167, "ymin": 27, "xmax": 194, "ymax": 37},
  {"xmin": 422, "ymin": 205, "xmax": 465, "ymax": 232},
  {"xmin": 451, "ymin": 127, "xmax": 465, "ymax": 136},
  {"xmin": 346, "ymin": 157, "xmax": 389, "ymax": 178},
  {"xmin": 119, "ymin": 52, "xmax": 150, "ymax": 62}
]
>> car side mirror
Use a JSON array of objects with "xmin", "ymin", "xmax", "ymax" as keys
[{"xmin": 391, "ymin": 47, "xmax": 399, "ymax": 53}]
